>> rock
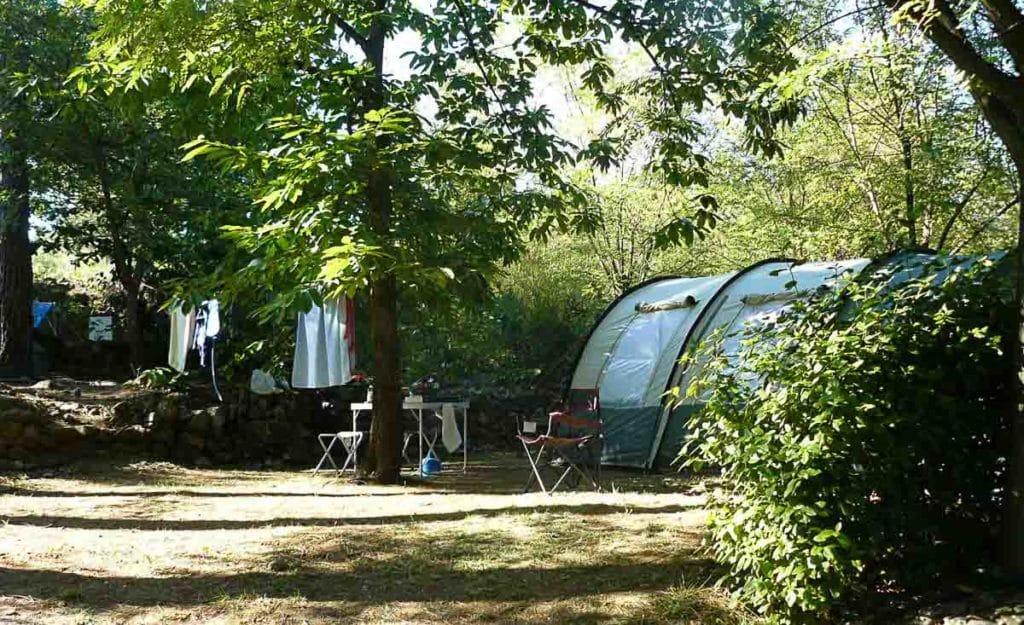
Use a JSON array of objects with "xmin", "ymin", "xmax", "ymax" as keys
[
  {"xmin": 241, "ymin": 420, "xmax": 270, "ymax": 442},
  {"xmin": 157, "ymin": 394, "xmax": 187, "ymax": 422},
  {"xmin": 20, "ymin": 424, "xmax": 40, "ymax": 445},
  {"xmin": 0, "ymin": 421, "xmax": 24, "ymax": 440},
  {"xmin": 150, "ymin": 422, "xmax": 176, "ymax": 445},
  {"xmin": 114, "ymin": 425, "xmax": 148, "ymax": 448},
  {"xmin": 268, "ymin": 421, "xmax": 293, "ymax": 447},
  {"xmin": 50, "ymin": 425, "xmax": 84, "ymax": 446},
  {"xmin": 6, "ymin": 408, "xmax": 42, "ymax": 425},
  {"xmin": 187, "ymin": 409, "xmax": 212, "ymax": 434},
  {"xmin": 30, "ymin": 379, "xmax": 52, "ymax": 390},
  {"xmin": 208, "ymin": 406, "xmax": 226, "ymax": 432},
  {"xmin": 111, "ymin": 400, "xmax": 140, "ymax": 426}
]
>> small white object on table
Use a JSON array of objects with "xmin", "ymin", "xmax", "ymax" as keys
[{"xmin": 350, "ymin": 399, "xmax": 470, "ymax": 476}]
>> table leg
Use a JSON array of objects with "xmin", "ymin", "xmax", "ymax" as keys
[
  {"xmin": 351, "ymin": 408, "xmax": 362, "ymax": 469},
  {"xmin": 462, "ymin": 406, "xmax": 468, "ymax": 473},
  {"xmin": 418, "ymin": 408, "xmax": 424, "ymax": 477}
]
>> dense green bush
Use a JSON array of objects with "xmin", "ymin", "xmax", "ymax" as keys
[{"xmin": 682, "ymin": 256, "xmax": 1012, "ymax": 623}]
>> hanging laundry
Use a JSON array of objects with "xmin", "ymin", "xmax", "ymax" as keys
[
  {"xmin": 440, "ymin": 403, "xmax": 463, "ymax": 452},
  {"xmin": 168, "ymin": 304, "xmax": 196, "ymax": 373},
  {"xmin": 32, "ymin": 301, "xmax": 55, "ymax": 329},
  {"xmin": 192, "ymin": 300, "xmax": 222, "ymax": 366},
  {"xmin": 291, "ymin": 295, "xmax": 353, "ymax": 389},
  {"xmin": 88, "ymin": 315, "xmax": 114, "ymax": 341},
  {"xmin": 168, "ymin": 300, "xmax": 223, "ymax": 402}
]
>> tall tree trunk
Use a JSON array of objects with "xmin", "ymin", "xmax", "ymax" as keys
[
  {"xmin": 969, "ymin": 98, "xmax": 1024, "ymax": 577},
  {"xmin": 92, "ymin": 136, "xmax": 147, "ymax": 372},
  {"xmin": 368, "ymin": 270, "xmax": 402, "ymax": 482},
  {"xmin": 880, "ymin": 0, "xmax": 1024, "ymax": 575},
  {"xmin": 1006, "ymin": 162, "xmax": 1024, "ymax": 575},
  {"xmin": 122, "ymin": 278, "xmax": 145, "ymax": 372},
  {"xmin": 900, "ymin": 133, "xmax": 916, "ymax": 246},
  {"xmin": 0, "ymin": 134, "xmax": 33, "ymax": 379},
  {"xmin": 363, "ymin": 9, "xmax": 404, "ymax": 484}
]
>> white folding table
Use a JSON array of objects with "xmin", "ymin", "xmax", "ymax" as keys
[{"xmin": 350, "ymin": 399, "xmax": 469, "ymax": 476}]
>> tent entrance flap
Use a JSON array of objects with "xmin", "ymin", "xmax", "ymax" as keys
[{"xmin": 597, "ymin": 406, "xmax": 662, "ymax": 467}]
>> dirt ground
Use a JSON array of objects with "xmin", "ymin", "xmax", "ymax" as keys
[{"xmin": 0, "ymin": 453, "xmax": 740, "ymax": 625}]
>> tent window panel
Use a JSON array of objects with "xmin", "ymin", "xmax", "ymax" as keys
[
  {"xmin": 602, "ymin": 357, "xmax": 659, "ymax": 407},
  {"xmin": 573, "ymin": 280, "xmax": 696, "ymax": 390},
  {"xmin": 572, "ymin": 305, "xmax": 642, "ymax": 389},
  {"xmin": 601, "ymin": 308, "xmax": 692, "ymax": 407},
  {"xmin": 705, "ymin": 302, "xmax": 796, "ymax": 397}
]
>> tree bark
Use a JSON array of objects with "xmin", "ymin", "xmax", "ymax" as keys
[
  {"xmin": 363, "ymin": 7, "xmax": 404, "ymax": 484},
  {"xmin": 881, "ymin": 0, "xmax": 1024, "ymax": 577},
  {"xmin": 122, "ymin": 278, "xmax": 145, "ymax": 372},
  {"xmin": 900, "ymin": 133, "xmax": 916, "ymax": 246},
  {"xmin": 368, "ymin": 270, "xmax": 402, "ymax": 482},
  {"xmin": 0, "ymin": 134, "xmax": 33, "ymax": 378},
  {"xmin": 91, "ymin": 134, "xmax": 148, "ymax": 372},
  {"xmin": 1006, "ymin": 164, "xmax": 1024, "ymax": 575}
]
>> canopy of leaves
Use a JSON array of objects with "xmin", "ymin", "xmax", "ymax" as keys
[{"xmin": 79, "ymin": 0, "xmax": 803, "ymax": 325}]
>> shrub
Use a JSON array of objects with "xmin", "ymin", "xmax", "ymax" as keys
[{"xmin": 682, "ymin": 256, "xmax": 1012, "ymax": 623}]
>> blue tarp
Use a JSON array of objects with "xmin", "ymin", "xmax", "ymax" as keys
[{"xmin": 32, "ymin": 301, "xmax": 55, "ymax": 329}]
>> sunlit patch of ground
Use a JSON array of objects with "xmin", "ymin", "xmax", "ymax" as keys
[{"xmin": 0, "ymin": 454, "xmax": 747, "ymax": 624}]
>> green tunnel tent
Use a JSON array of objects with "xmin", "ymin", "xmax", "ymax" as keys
[
  {"xmin": 569, "ymin": 273, "xmax": 734, "ymax": 468},
  {"xmin": 569, "ymin": 257, "xmax": 885, "ymax": 469}
]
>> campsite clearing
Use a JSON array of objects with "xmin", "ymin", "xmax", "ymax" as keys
[{"xmin": 0, "ymin": 454, "xmax": 744, "ymax": 625}]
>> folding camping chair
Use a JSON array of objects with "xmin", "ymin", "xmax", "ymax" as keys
[
  {"xmin": 313, "ymin": 431, "xmax": 364, "ymax": 476},
  {"xmin": 517, "ymin": 389, "xmax": 603, "ymax": 494}
]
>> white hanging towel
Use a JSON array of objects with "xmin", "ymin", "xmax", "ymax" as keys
[
  {"xmin": 168, "ymin": 305, "xmax": 196, "ymax": 373},
  {"xmin": 440, "ymin": 403, "xmax": 462, "ymax": 452},
  {"xmin": 192, "ymin": 300, "xmax": 222, "ymax": 367},
  {"xmin": 291, "ymin": 295, "xmax": 352, "ymax": 389},
  {"xmin": 205, "ymin": 300, "xmax": 221, "ymax": 338}
]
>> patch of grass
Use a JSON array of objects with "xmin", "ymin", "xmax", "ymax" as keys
[
  {"xmin": 57, "ymin": 589, "xmax": 87, "ymax": 605},
  {"xmin": 617, "ymin": 584, "xmax": 758, "ymax": 625},
  {"xmin": 0, "ymin": 453, "xmax": 711, "ymax": 624}
]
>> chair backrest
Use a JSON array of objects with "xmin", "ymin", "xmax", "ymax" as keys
[
  {"xmin": 566, "ymin": 388, "xmax": 600, "ymax": 418},
  {"xmin": 516, "ymin": 389, "xmax": 602, "ymax": 438},
  {"xmin": 551, "ymin": 388, "xmax": 602, "ymax": 437}
]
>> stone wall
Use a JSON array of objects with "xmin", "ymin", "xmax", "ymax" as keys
[
  {"xmin": 108, "ymin": 388, "xmax": 321, "ymax": 467},
  {"xmin": 0, "ymin": 394, "xmax": 92, "ymax": 467},
  {"xmin": 0, "ymin": 384, "xmax": 539, "ymax": 470}
]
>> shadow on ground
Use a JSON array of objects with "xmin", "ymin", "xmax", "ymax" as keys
[{"xmin": 0, "ymin": 453, "xmax": 713, "ymax": 624}]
